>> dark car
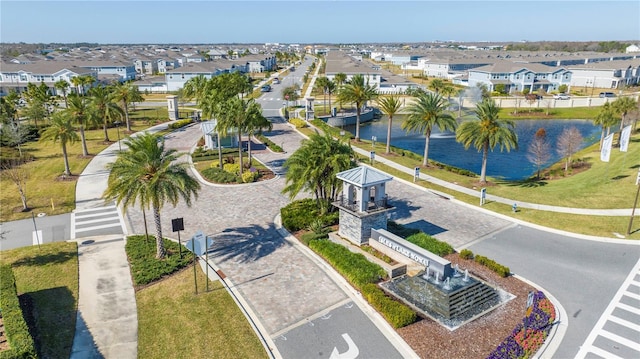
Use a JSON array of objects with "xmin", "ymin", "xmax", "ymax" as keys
[
  {"xmin": 599, "ymin": 92, "xmax": 615, "ymax": 98},
  {"xmin": 260, "ymin": 85, "xmax": 271, "ymax": 92}
]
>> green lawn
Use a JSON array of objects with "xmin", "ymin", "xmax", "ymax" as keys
[
  {"xmin": 0, "ymin": 114, "xmax": 168, "ymax": 222},
  {"xmin": 136, "ymin": 266, "xmax": 267, "ymax": 359},
  {"xmin": 0, "ymin": 242, "xmax": 79, "ymax": 358}
]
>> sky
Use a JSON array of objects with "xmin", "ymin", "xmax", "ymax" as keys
[{"xmin": 1, "ymin": 1, "xmax": 639, "ymax": 44}]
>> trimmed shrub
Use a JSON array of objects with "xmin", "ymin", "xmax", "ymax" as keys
[
  {"xmin": 309, "ymin": 239, "xmax": 386, "ymax": 287},
  {"xmin": 361, "ymin": 284, "xmax": 417, "ymax": 328},
  {"xmin": 241, "ymin": 170, "xmax": 259, "ymax": 183},
  {"xmin": 300, "ymin": 232, "xmax": 329, "ymax": 245},
  {"xmin": 256, "ymin": 134, "xmax": 284, "ymax": 153},
  {"xmin": 405, "ymin": 232, "xmax": 454, "ymax": 256},
  {"xmin": 0, "ymin": 264, "xmax": 37, "ymax": 359},
  {"xmin": 474, "ymin": 255, "xmax": 510, "ymax": 277},
  {"xmin": 289, "ymin": 118, "xmax": 307, "ymax": 128},
  {"xmin": 459, "ymin": 248, "xmax": 474, "ymax": 260},
  {"xmin": 281, "ymin": 198, "xmax": 318, "ymax": 232},
  {"xmin": 168, "ymin": 119, "xmax": 193, "ymax": 129},
  {"xmin": 223, "ymin": 163, "xmax": 240, "ymax": 175},
  {"xmin": 200, "ymin": 167, "xmax": 238, "ymax": 183}
]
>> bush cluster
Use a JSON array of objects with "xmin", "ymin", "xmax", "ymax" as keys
[
  {"xmin": 192, "ymin": 147, "xmax": 238, "ymax": 161},
  {"xmin": 300, "ymin": 232, "xmax": 329, "ymax": 245},
  {"xmin": 0, "ymin": 264, "xmax": 37, "ymax": 359},
  {"xmin": 361, "ymin": 283, "xmax": 417, "ymax": 328},
  {"xmin": 125, "ymin": 235, "xmax": 194, "ymax": 286},
  {"xmin": 223, "ymin": 163, "xmax": 240, "ymax": 175},
  {"xmin": 167, "ymin": 119, "xmax": 193, "ymax": 130},
  {"xmin": 474, "ymin": 254, "xmax": 511, "ymax": 277},
  {"xmin": 459, "ymin": 248, "xmax": 474, "ymax": 260},
  {"xmin": 281, "ymin": 199, "xmax": 317, "ymax": 232}
]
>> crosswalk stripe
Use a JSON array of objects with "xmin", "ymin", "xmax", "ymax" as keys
[
  {"xmin": 598, "ymin": 329, "xmax": 640, "ymax": 354},
  {"xmin": 583, "ymin": 345, "xmax": 625, "ymax": 359},
  {"xmin": 75, "ymin": 217, "xmax": 120, "ymax": 226},
  {"xmin": 74, "ymin": 222, "xmax": 123, "ymax": 233},
  {"xmin": 616, "ymin": 302, "xmax": 640, "ymax": 315},
  {"xmin": 608, "ymin": 314, "xmax": 640, "ymax": 332},
  {"xmin": 624, "ymin": 291, "xmax": 640, "ymax": 301}
]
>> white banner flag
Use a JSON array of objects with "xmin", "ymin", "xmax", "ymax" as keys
[
  {"xmin": 620, "ymin": 125, "xmax": 631, "ymax": 152},
  {"xmin": 601, "ymin": 133, "xmax": 613, "ymax": 162}
]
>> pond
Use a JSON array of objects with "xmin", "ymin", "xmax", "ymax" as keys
[{"xmin": 343, "ymin": 117, "xmax": 602, "ymax": 181}]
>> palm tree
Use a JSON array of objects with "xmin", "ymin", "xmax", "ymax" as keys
[
  {"xmin": 315, "ymin": 76, "xmax": 330, "ymax": 114},
  {"xmin": 282, "ymin": 131, "xmax": 355, "ymax": 213},
  {"xmin": 337, "ymin": 74, "xmax": 378, "ymax": 141},
  {"xmin": 593, "ymin": 102, "xmax": 618, "ymax": 150},
  {"xmin": 402, "ymin": 93, "xmax": 457, "ymax": 167},
  {"xmin": 215, "ymin": 97, "xmax": 253, "ymax": 175},
  {"xmin": 89, "ymin": 85, "xmax": 124, "ymax": 142},
  {"xmin": 113, "ymin": 82, "xmax": 143, "ymax": 131},
  {"xmin": 325, "ymin": 80, "xmax": 337, "ymax": 114},
  {"xmin": 612, "ymin": 97, "xmax": 638, "ymax": 144},
  {"xmin": 429, "ymin": 79, "xmax": 446, "ymax": 94},
  {"xmin": 103, "ymin": 133, "xmax": 200, "ymax": 259},
  {"xmin": 377, "ymin": 95, "xmax": 402, "ymax": 154},
  {"xmin": 456, "ymin": 99, "xmax": 518, "ymax": 184},
  {"xmin": 182, "ymin": 75, "xmax": 210, "ymax": 106},
  {"xmin": 54, "ymin": 80, "xmax": 70, "ymax": 108},
  {"xmin": 334, "ymin": 73, "xmax": 347, "ymax": 89},
  {"xmin": 40, "ymin": 111, "xmax": 78, "ymax": 176},
  {"xmin": 244, "ymin": 104, "xmax": 272, "ymax": 165},
  {"xmin": 66, "ymin": 94, "xmax": 91, "ymax": 156}
]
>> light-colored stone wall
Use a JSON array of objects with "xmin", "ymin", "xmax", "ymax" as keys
[{"xmin": 338, "ymin": 209, "xmax": 388, "ymax": 246}]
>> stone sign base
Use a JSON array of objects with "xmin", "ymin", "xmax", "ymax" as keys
[{"xmin": 338, "ymin": 209, "xmax": 388, "ymax": 246}]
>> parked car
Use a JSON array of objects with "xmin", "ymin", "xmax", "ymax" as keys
[
  {"xmin": 260, "ymin": 85, "xmax": 271, "ymax": 92},
  {"xmin": 599, "ymin": 92, "xmax": 615, "ymax": 98},
  {"xmin": 553, "ymin": 93, "xmax": 570, "ymax": 100},
  {"xmin": 273, "ymin": 78, "xmax": 280, "ymax": 84}
]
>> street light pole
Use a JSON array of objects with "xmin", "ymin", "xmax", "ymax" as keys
[{"xmin": 627, "ymin": 170, "xmax": 640, "ymax": 235}]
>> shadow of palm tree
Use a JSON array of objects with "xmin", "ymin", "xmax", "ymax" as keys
[
  {"xmin": 497, "ymin": 178, "xmax": 548, "ymax": 188},
  {"xmin": 386, "ymin": 197, "xmax": 422, "ymax": 222},
  {"xmin": 12, "ymin": 250, "xmax": 77, "ymax": 267},
  {"xmin": 207, "ymin": 223, "xmax": 286, "ymax": 264}
]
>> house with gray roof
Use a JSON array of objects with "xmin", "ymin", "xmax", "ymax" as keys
[
  {"xmin": 467, "ymin": 61, "xmax": 572, "ymax": 94},
  {"xmin": 567, "ymin": 60, "xmax": 640, "ymax": 89},
  {"xmin": 0, "ymin": 62, "xmax": 96, "ymax": 96},
  {"xmin": 324, "ymin": 51, "xmax": 382, "ymax": 90}
]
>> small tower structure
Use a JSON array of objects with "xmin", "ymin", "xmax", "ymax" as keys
[
  {"xmin": 167, "ymin": 95, "xmax": 179, "ymax": 120},
  {"xmin": 333, "ymin": 166, "xmax": 394, "ymax": 245}
]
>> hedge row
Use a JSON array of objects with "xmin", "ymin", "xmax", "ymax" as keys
[
  {"xmin": 168, "ymin": 119, "xmax": 193, "ymax": 130},
  {"xmin": 309, "ymin": 239, "xmax": 386, "ymax": 288},
  {"xmin": 0, "ymin": 264, "xmax": 37, "ymax": 359},
  {"xmin": 474, "ymin": 254, "xmax": 511, "ymax": 278},
  {"xmin": 289, "ymin": 118, "xmax": 307, "ymax": 128},
  {"xmin": 361, "ymin": 283, "xmax": 417, "ymax": 328},
  {"xmin": 405, "ymin": 232, "xmax": 455, "ymax": 257},
  {"xmin": 255, "ymin": 134, "xmax": 284, "ymax": 153}
]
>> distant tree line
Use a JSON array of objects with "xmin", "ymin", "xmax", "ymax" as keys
[{"xmin": 505, "ymin": 41, "xmax": 631, "ymax": 53}]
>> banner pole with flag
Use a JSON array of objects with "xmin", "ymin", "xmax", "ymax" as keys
[
  {"xmin": 619, "ymin": 125, "xmax": 631, "ymax": 171},
  {"xmin": 600, "ymin": 133, "xmax": 613, "ymax": 182}
]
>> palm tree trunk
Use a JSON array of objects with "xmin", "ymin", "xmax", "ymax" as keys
[
  {"xmin": 480, "ymin": 144, "xmax": 489, "ymax": 183},
  {"xmin": 423, "ymin": 135, "xmax": 430, "ymax": 167},
  {"xmin": 238, "ymin": 132, "xmax": 244, "ymax": 175},
  {"xmin": 103, "ymin": 120, "xmax": 110, "ymax": 142},
  {"xmin": 217, "ymin": 132, "xmax": 223, "ymax": 169},
  {"xmin": 153, "ymin": 204, "xmax": 166, "ymax": 259},
  {"xmin": 79, "ymin": 125, "xmax": 89, "ymax": 156},
  {"xmin": 123, "ymin": 101, "xmax": 131, "ymax": 131},
  {"xmin": 61, "ymin": 143, "xmax": 71, "ymax": 176},
  {"xmin": 386, "ymin": 116, "xmax": 393, "ymax": 154},
  {"xmin": 355, "ymin": 105, "xmax": 361, "ymax": 141},
  {"xmin": 599, "ymin": 128, "xmax": 605, "ymax": 150},
  {"xmin": 248, "ymin": 133, "xmax": 253, "ymax": 165}
]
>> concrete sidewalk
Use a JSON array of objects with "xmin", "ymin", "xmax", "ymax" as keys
[{"xmin": 70, "ymin": 123, "xmax": 170, "ymax": 359}]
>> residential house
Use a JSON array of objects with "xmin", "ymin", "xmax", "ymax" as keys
[
  {"xmin": 324, "ymin": 51, "xmax": 382, "ymax": 90},
  {"xmin": 0, "ymin": 62, "xmax": 97, "ymax": 96},
  {"xmin": 567, "ymin": 60, "xmax": 640, "ymax": 89},
  {"xmin": 467, "ymin": 61, "xmax": 572, "ymax": 94}
]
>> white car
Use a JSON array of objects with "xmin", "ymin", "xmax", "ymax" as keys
[{"xmin": 553, "ymin": 93, "xmax": 570, "ymax": 100}]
